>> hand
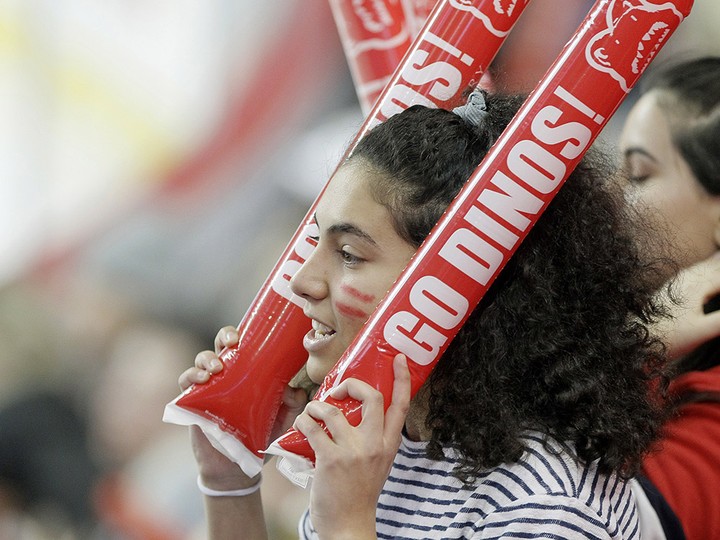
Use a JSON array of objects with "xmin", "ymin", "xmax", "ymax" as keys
[
  {"xmin": 294, "ymin": 354, "xmax": 411, "ymax": 539},
  {"xmin": 178, "ymin": 326, "xmax": 308, "ymax": 490},
  {"xmin": 653, "ymin": 255, "xmax": 720, "ymax": 361}
]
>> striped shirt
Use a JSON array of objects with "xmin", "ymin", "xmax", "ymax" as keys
[{"xmin": 299, "ymin": 432, "xmax": 639, "ymax": 539}]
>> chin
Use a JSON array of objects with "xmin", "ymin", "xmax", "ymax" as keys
[{"xmin": 305, "ymin": 359, "xmax": 331, "ymax": 385}]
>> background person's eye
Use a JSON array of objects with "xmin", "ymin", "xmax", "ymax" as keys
[{"xmin": 628, "ymin": 174, "xmax": 649, "ymax": 184}]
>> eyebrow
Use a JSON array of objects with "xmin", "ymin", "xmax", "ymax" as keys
[
  {"xmin": 623, "ymin": 146, "xmax": 658, "ymax": 163},
  {"xmin": 313, "ymin": 213, "xmax": 378, "ymax": 247}
]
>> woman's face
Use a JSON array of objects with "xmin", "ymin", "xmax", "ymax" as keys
[
  {"xmin": 290, "ymin": 160, "xmax": 417, "ymax": 384},
  {"xmin": 619, "ymin": 92, "xmax": 720, "ymax": 271}
]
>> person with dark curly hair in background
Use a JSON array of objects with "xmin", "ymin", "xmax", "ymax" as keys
[
  {"xmin": 619, "ymin": 56, "xmax": 720, "ymax": 540},
  {"xmin": 177, "ymin": 90, "xmax": 669, "ymax": 539}
]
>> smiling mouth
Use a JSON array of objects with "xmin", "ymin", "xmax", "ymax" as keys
[
  {"xmin": 303, "ymin": 319, "xmax": 336, "ymax": 352},
  {"xmin": 312, "ymin": 319, "xmax": 335, "ymax": 337}
]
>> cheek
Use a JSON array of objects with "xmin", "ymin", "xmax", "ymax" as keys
[
  {"xmin": 341, "ymin": 284, "xmax": 376, "ymax": 303},
  {"xmin": 628, "ymin": 184, "xmax": 674, "ymax": 226},
  {"xmin": 335, "ymin": 301, "xmax": 369, "ymax": 319},
  {"xmin": 640, "ymin": 189, "xmax": 715, "ymax": 268},
  {"xmin": 649, "ymin": 186, "xmax": 699, "ymax": 232},
  {"xmin": 335, "ymin": 284, "xmax": 378, "ymax": 320}
]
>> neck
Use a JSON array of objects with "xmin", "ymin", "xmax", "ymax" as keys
[{"xmin": 404, "ymin": 387, "xmax": 431, "ymax": 442}]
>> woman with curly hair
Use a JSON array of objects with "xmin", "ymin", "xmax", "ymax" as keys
[
  {"xmin": 179, "ymin": 90, "xmax": 668, "ymax": 539},
  {"xmin": 619, "ymin": 56, "xmax": 720, "ymax": 540}
]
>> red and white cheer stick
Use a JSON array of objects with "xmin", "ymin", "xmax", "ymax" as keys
[
  {"xmin": 266, "ymin": 0, "xmax": 694, "ymax": 480},
  {"xmin": 401, "ymin": 0, "xmax": 438, "ymax": 37},
  {"xmin": 329, "ymin": 0, "xmax": 414, "ymax": 115},
  {"xmin": 330, "ymin": 0, "xmax": 440, "ymax": 114},
  {"xmin": 163, "ymin": 0, "xmax": 531, "ymax": 478}
]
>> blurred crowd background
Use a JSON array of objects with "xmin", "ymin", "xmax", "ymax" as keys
[{"xmin": 1, "ymin": 1, "xmax": 719, "ymax": 538}]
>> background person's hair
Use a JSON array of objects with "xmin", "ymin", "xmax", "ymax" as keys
[{"xmin": 350, "ymin": 94, "xmax": 669, "ymax": 482}]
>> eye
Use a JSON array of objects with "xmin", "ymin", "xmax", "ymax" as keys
[
  {"xmin": 628, "ymin": 174, "xmax": 649, "ymax": 184},
  {"xmin": 623, "ymin": 153, "xmax": 655, "ymax": 185},
  {"xmin": 622, "ymin": 161, "xmax": 650, "ymax": 185},
  {"xmin": 338, "ymin": 246, "xmax": 363, "ymax": 266}
]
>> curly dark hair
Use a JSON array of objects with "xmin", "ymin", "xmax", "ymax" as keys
[{"xmin": 350, "ymin": 93, "xmax": 669, "ymax": 482}]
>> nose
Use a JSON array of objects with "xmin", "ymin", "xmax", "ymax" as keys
[{"xmin": 289, "ymin": 247, "xmax": 328, "ymax": 302}]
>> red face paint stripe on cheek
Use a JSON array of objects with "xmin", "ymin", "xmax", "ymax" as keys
[
  {"xmin": 335, "ymin": 301, "xmax": 369, "ymax": 319},
  {"xmin": 341, "ymin": 284, "xmax": 375, "ymax": 304}
]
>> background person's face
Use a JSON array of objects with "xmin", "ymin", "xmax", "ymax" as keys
[
  {"xmin": 290, "ymin": 161, "xmax": 417, "ymax": 384},
  {"xmin": 619, "ymin": 92, "xmax": 720, "ymax": 271}
]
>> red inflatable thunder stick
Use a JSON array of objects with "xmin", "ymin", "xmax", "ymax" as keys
[
  {"xmin": 163, "ymin": 0, "xmax": 531, "ymax": 478},
  {"xmin": 267, "ymin": 0, "xmax": 694, "ymax": 481},
  {"xmin": 401, "ymin": 0, "xmax": 438, "ymax": 37},
  {"xmin": 329, "ymin": 0, "xmax": 413, "ymax": 115},
  {"xmin": 329, "ymin": 0, "xmax": 454, "ymax": 116}
]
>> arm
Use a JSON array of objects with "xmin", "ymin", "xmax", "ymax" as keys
[
  {"xmin": 179, "ymin": 327, "xmax": 308, "ymax": 540},
  {"xmin": 294, "ymin": 354, "xmax": 411, "ymax": 540},
  {"xmin": 653, "ymin": 255, "xmax": 720, "ymax": 361},
  {"xmin": 200, "ymin": 468, "xmax": 266, "ymax": 540}
]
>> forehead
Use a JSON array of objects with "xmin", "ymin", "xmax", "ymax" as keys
[
  {"xmin": 620, "ymin": 93, "xmax": 673, "ymax": 152},
  {"xmin": 315, "ymin": 161, "xmax": 401, "ymax": 244},
  {"xmin": 317, "ymin": 162, "xmax": 384, "ymax": 222}
]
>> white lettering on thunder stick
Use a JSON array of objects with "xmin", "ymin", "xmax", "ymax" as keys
[
  {"xmin": 270, "ymin": 222, "xmax": 319, "ymax": 308},
  {"xmin": 384, "ymin": 86, "xmax": 600, "ymax": 365},
  {"xmin": 375, "ymin": 34, "xmax": 475, "ymax": 124}
]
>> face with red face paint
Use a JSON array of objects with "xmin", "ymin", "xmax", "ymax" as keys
[{"xmin": 289, "ymin": 159, "xmax": 417, "ymax": 384}]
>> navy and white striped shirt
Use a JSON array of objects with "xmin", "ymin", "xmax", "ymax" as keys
[{"xmin": 299, "ymin": 432, "xmax": 639, "ymax": 539}]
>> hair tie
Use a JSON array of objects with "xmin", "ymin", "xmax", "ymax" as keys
[{"xmin": 452, "ymin": 90, "xmax": 488, "ymax": 128}]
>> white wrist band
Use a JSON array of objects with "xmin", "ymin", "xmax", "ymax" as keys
[{"xmin": 196, "ymin": 475, "xmax": 262, "ymax": 497}]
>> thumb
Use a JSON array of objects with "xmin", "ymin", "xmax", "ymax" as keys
[
  {"xmin": 283, "ymin": 385, "xmax": 310, "ymax": 412},
  {"xmin": 274, "ymin": 386, "xmax": 310, "ymax": 436}
]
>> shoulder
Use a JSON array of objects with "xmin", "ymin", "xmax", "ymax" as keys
[
  {"xmin": 477, "ymin": 434, "xmax": 639, "ymax": 538},
  {"xmin": 643, "ymin": 367, "xmax": 720, "ymax": 539},
  {"xmin": 376, "ymin": 433, "xmax": 639, "ymax": 539},
  {"xmin": 649, "ymin": 366, "xmax": 720, "ymax": 497},
  {"xmin": 670, "ymin": 364, "xmax": 720, "ymax": 395}
]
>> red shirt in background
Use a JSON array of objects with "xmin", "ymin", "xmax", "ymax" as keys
[{"xmin": 643, "ymin": 365, "xmax": 720, "ymax": 540}]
